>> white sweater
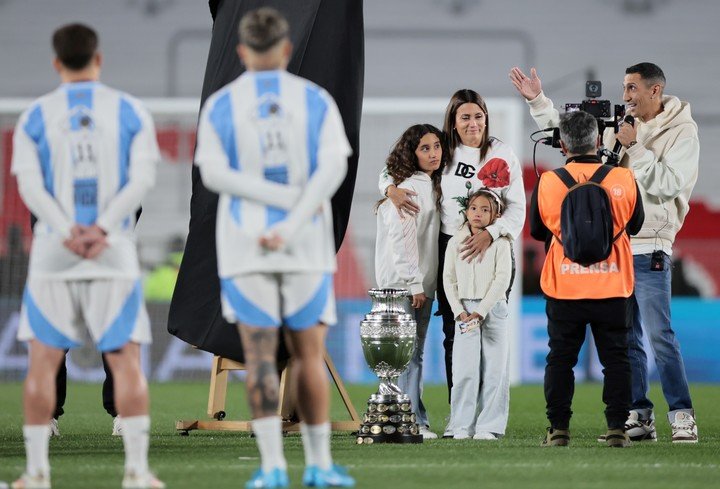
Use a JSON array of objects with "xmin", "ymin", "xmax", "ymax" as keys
[
  {"xmin": 527, "ymin": 91, "xmax": 699, "ymax": 255},
  {"xmin": 443, "ymin": 223, "xmax": 513, "ymax": 319},
  {"xmin": 379, "ymin": 140, "xmax": 526, "ymax": 238},
  {"xmin": 375, "ymin": 172, "xmax": 440, "ymax": 297}
]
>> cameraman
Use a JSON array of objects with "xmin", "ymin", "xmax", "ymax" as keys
[
  {"xmin": 530, "ymin": 110, "xmax": 643, "ymax": 447},
  {"xmin": 511, "ymin": 63, "xmax": 700, "ymax": 443}
]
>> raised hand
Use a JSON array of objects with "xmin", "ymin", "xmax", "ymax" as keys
[{"xmin": 509, "ymin": 66, "xmax": 542, "ymax": 101}]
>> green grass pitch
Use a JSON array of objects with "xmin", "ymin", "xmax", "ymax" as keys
[{"xmin": 1, "ymin": 382, "xmax": 719, "ymax": 488}]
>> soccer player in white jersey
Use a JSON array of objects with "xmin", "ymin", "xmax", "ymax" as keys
[
  {"xmin": 9, "ymin": 24, "xmax": 164, "ymax": 489},
  {"xmin": 195, "ymin": 8, "xmax": 355, "ymax": 489}
]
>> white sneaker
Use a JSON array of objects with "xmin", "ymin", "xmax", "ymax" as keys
[
  {"xmin": 625, "ymin": 411, "xmax": 657, "ymax": 442},
  {"xmin": 596, "ymin": 411, "xmax": 656, "ymax": 442},
  {"xmin": 121, "ymin": 471, "xmax": 165, "ymax": 489},
  {"xmin": 472, "ymin": 431, "xmax": 498, "ymax": 440},
  {"xmin": 418, "ymin": 425, "xmax": 438, "ymax": 439},
  {"xmin": 442, "ymin": 417, "xmax": 454, "ymax": 438},
  {"xmin": 9, "ymin": 472, "xmax": 50, "ymax": 489},
  {"xmin": 49, "ymin": 419, "xmax": 59, "ymax": 438},
  {"xmin": 671, "ymin": 411, "xmax": 698, "ymax": 443},
  {"xmin": 453, "ymin": 432, "xmax": 470, "ymax": 440},
  {"xmin": 112, "ymin": 416, "xmax": 122, "ymax": 437}
]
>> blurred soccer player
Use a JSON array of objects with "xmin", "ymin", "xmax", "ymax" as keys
[
  {"xmin": 10, "ymin": 23, "xmax": 164, "ymax": 489},
  {"xmin": 195, "ymin": 8, "xmax": 354, "ymax": 489},
  {"xmin": 168, "ymin": 0, "xmax": 364, "ymax": 364}
]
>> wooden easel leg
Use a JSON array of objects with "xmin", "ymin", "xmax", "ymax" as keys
[
  {"xmin": 278, "ymin": 361, "xmax": 295, "ymax": 420},
  {"xmin": 324, "ymin": 351, "xmax": 361, "ymax": 422},
  {"xmin": 179, "ymin": 352, "xmax": 360, "ymax": 433},
  {"xmin": 207, "ymin": 355, "xmax": 230, "ymax": 419}
]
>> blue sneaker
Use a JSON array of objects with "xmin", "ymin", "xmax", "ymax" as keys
[
  {"xmin": 302, "ymin": 465, "xmax": 355, "ymax": 487},
  {"xmin": 245, "ymin": 468, "xmax": 289, "ymax": 489}
]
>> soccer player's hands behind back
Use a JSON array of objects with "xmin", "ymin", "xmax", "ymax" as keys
[
  {"xmin": 259, "ymin": 232, "xmax": 284, "ymax": 251},
  {"xmin": 63, "ymin": 224, "xmax": 108, "ymax": 259}
]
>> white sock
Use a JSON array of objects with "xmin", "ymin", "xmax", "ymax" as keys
[
  {"xmin": 23, "ymin": 424, "xmax": 50, "ymax": 478},
  {"xmin": 120, "ymin": 415, "xmax": 150, "ymax": 476},
  {"xmin": 300, "ymin": 422, "xmax": 332, "ymax": 470},
  {"xmin": 252, "ymin": 416, "xmax": 287, "ymax": 472}
]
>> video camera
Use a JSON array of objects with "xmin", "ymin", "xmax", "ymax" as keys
[{"xmin": 537, "ymin": 80, "xmax": 626, "ymax": 166}]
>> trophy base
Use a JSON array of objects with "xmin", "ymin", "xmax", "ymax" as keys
[
  {"xmin": 357, "ymin": 394, "xmax": 423, "ymax": 444},
  {"xmin": 356, "ymin": 432, "xmax": 423, "ymax": 444}
]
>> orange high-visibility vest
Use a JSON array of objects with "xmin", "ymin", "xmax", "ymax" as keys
[{"xmin": 538, "ymin": 162, "xmax": 637, "ymax": 299}]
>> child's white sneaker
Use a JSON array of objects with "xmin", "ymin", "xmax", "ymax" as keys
[{"xmin": 472, "ymin": 432, "xmax": 498, "ymax": 440}]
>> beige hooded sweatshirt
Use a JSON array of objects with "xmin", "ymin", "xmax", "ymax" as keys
[{"xmin": 527, "ymin": 92, "xmax": 699, "ymax": 255}]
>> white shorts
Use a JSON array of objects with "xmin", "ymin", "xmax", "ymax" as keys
[
  {"xmin": 17, "ymin": 278, "xmax": 151, "ymax": 352},
  {"xmin": 220, "ymin": 272, "xmax": 336, "ymax": 330}
]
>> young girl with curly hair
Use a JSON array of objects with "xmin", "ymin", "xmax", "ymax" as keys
[{"xmin": 375, "ymin": 124, "xmax": 448, "ymax": 439}]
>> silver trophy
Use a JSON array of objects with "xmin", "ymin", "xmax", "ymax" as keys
[{"xmin": 357, "ymin": 288, "xmax": 422, "ymax": 444}]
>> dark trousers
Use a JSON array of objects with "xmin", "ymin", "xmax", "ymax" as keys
[
  {"xmin": 544, "ymin": 297, "xmax": 631, "ymax": 430},
  {"xmin": 53, "ymin": 353, "xmax": 116, "ymax": 419},
  {"xmin": 435, "ymin": 231, "xmax": 456, "ymax": 403}
]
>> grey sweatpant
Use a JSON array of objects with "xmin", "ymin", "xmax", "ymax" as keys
[{"xmin": 447, "ymin": 299, "xmax": 510, "ymax": 437}]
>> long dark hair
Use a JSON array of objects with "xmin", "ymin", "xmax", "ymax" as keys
[
  {"xmin": 443, "ymin": 89, "xmax": 492, "ymax": 163},
  {"xmin": 378, "ymin": 124, "xmax": 448, "ymax": 212}
]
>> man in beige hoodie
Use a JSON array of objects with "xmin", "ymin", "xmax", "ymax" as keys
[{"xmin": 510, "ymin": 62, "xmax": 699, "ymax": 443}]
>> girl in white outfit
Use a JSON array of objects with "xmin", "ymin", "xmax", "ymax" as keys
[
  {"xmin": 443, "ymin": 188, "xmax": 513, "ymax": 440},
  {"xmin": 375, "ymin": 124, "xmax": 448, "ymax": 439}
]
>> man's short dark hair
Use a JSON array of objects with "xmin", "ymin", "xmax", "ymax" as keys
[
  {"xmin": 626, "ymin": 62, "xmax": 666, "ymax": 88},
  {"xmin": 238, "ymin": 7, "xmax": 290, "ymax": 53},
  {"xmin": 559, "ymin": 111, "xmax": 598, "ymax": 155},
  {"xmin": 52, "ymin": 23, "xmax": 98, "ymax": 71}
]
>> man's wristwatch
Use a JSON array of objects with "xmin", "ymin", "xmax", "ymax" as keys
[{"xmin": 627, "ymin": 140, "xmax": 638, "ymax": 148}]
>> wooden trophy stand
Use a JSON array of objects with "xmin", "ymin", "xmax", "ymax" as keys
[{"xmin": 176, "ymin": 351, "xmax": 361, "ymax": 434}]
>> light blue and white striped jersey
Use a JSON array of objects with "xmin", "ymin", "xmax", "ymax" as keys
[
  {"xmin": 12, "ymin": 81, "xmax": 159, "ymax": 280},
  {"xmin": 196, "ymin": 70, "xmax": 351, "ymax": 276}
]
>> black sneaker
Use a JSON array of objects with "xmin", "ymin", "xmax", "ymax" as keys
[
  {"xmin": 541, "ymin": 427, "xmax": 569, "ymax": 447},
  {"xmin": 604, "ymin": 428, "xmax": 631, "ymax": 448},
  {"xmin": 597, "ymin": 411, "xmax": 656, "ymax": 442}
]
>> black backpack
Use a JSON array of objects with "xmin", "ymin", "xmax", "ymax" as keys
[{"xmin": 552, "ymin": 165, "xmax": 625, "ymax": 267}]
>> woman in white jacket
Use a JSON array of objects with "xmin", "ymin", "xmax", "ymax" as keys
[
  {"xmin": 380, "ymin": 90, "xmax": 526, "ymax": 405},
  {"xmin": 375, "ymin": 124, "xmax": 448, "ymax": 439}
]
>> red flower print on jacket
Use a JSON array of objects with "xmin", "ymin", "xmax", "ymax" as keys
[{"xmin": 477, "ymin": 158, "xmax": 510, "ymax": 188}]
